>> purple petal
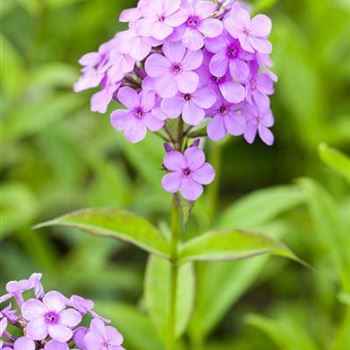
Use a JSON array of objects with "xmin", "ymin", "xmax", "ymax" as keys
[
  {"xmin": 199, "ymin": 19, "xmax": 223, "ymax": 38},
  {"xmin": 182, "ymin": 29, "xmax": 204, "ymax": 50},
  {"xmin": 252, "ymin": 91, "xmax": 270, "ymax": 111},
  {"xmin": 182, "ymin": 102, "xmax": 205, "ymax": 126},
  {"xmin": 249, "ymin": 37, "xmax": 272, "ymax": 54},
  {"xmin": 117, "ymin": 87, "xmax": 140, "ymax": 109},
  {"xmin": 182, "ymin": 49, "xmax": 203, "ymax": 71},
  {"xmin": 155, "ymin": 74, "xmax": 178, "ymax": 98},
  {"xmin": 180, "ymin": 178, "xmax": 203, "ymax": 201},
  {"xmin": 256, "ymin": 74, "xmax": 274, "ymax": 95},
  {"xmin": 230, "ymin": 3, "xmax": 251, "ymax": 28},
  {"xmin": 26, "ymin": 318, "xmax": 48, "ymax": 340},
  {"xmin": 124, "ymin": 119, "xmax": 147, "ymax": 143},
  {"xmin": 162, "ymin": 41, "xmax": 186, "ymax": 63},
  {"xmin": 48, "ymin": 324, "xmax": 73, "ymax": 343},
  {"xmin": 258, "ymin": 125, "xmax": 274, "ymax": 145},
  {"xmin": 14, "ymin": 337, "xmax": 35, "ymax": 350},
  {"xmin": 244, "ymin": 121, "xmax": 258, "ymax": 144},
  {"xmin": 144, "ymin": 113, "xmax": 164, "ymax": 131},
  {"xmin": 60, "ymin": 309, "xmax": 82, "ymax": 328},
  {"xmin": 165, "ymin": 8, "xmax": 188, "ymax": 26},
  {"xmin": 238, "ymin": 34, "xmax": 254, "ymax": 53},
  {"xmin": 90, "ymin": 319, "xmax": 106, "ymax": 338},
  {"xmin": 163, "ymin": 0, "xmax": 181, "ymax": 15},
  {"xmin": 251, "ymin": 15, "xmax": 272, "ymax": 37},
  {"xmin": 145, "ymin": 54, "xmax": 171, "ymax": 78},
  {"xmin": 73, "ymin": 70, "xmax": 103, "ymax": 92},
  {"xmin": 44, "ymin": 340, "xmax": 69, "ymax": 350},
  {"xmin": 195, "ymin": 1, "xmax": 215, "ymax": 19},
  {"xmin": 140, "ymin": 91, "xmax": 156, "ymax": 111},
  {"xmin": 224, "ymin": 16, "xmax": 243, "ymax": 39},
  {"xmin": 129, "ymin": 36, "xmax": 152, "ymax": 61},
  {"xmin": 79, "ymin": 53, "xmax": 100, "ymax": 67},
  {"xmin": 176, "ymin": 71, "xmax": 199, "ymax": 94},
  {"xmin": 192, "ymin": 86, "xmax": 216, "ymax": 109},
  {"xmin": 225, "ymin": 112, "xmax": 247, "ymax": 136},
  {"xmin": 161, "ymin": 95, "xmax": 184, "ymax": 118},
  {"xmin": 106, "ymin": 326, "xmax": 124, "ymax": 346},
  {"xmin": 164, "ymin": 151, "xmax": 186, "ymax": 171},
  {"xmin": 111, "ymin": 110, "xmax": 129, "ymax": 131},
  {"xmin": 119, "ymin": 8, "xmax": 142, "ymax": 22},
  {"xmin": 193, "ymin": 163, "xmax": 215, "ymax": 185},
  {"xmin": 91, "ymin": 89, "xmax": 113, "ymax": 114},
  {"xmin": 207, "ymin": 115, "xmax": 227, "ymax": 141},
  {"xmin": 184, "ymin": 147, "xmax": 205, "ymax": 170},
  {"xmin": 205, "ymin": 34, "xmax": 229, "ymax": 53},
  {"xmin": 162, "ymin": 172, "xmax": 183, "ymax": 193},
  {"xmin": 209, "ymin": 53, "xmax": 228, "ymax": 77},
  {"xmin": 22, "ymin": 299, "xmax": 47, "ymax": 321},
  {"xmin": 151, "ymin": 22, "xmax": 174, "ymax": 40},
  {"xmin": 229, "ymin": 59, "xmax": 250, "ymax": 83},
  {"xmin": 220, "ymin": 80, "xmax": 245, "ymax": 103}
]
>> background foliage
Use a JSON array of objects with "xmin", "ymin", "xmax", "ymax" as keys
[{"xmin": 2, "ymin": 0, "xmax": 350, "ymax": 349}]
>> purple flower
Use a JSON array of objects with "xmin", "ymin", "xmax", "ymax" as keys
[
  {"xmin": 162, "ymin": 146, "xmax": 215, "ymax": 201},
  {"xmin": 246, "ymin": 70, "xmax": 274, "ymax": 111},
  {"xmin": 224, "ymin": 3, "xmax": 272, "ymax": 54},
  {"xmin": 181, "ymin": 0, "xmax": 223, "ymax": 50},
  {"xmin": 243, "ymin": 106, "xmax": 274, "ymax": 145},
  {"xmin": 13, "ymin": 336, "xmax": 35, "ymax": 350},
  {"xmin": 111, "ymin": 87, "xmax": 163, "ymax": 143},
  {"xmin": 74, "ymin": 38, "xmax": 116, "ymax": 92},
  {"xmin": 207, "ymin": 99, "xmax": 247, "ymax": 141},
  {"xmin": 161, "ymin": 86, "xmax": 216, "ymax": 125},
  {"xmin": 70, "ymin": 296, "xmax": 94, "ymax": 315},
  {"xmin": 84, "ymin": 319, "xmax": 124, "ymax": 350},
  {"xmin": 205, "ymin": 31, "xmax": 253, "ymax": 81},
  {"xmin": 145, "ymin": 41, "xmax": 203, "ymax": 98},
  {"xmin": 135, "ymin": 0, "xmax": 188, "ymax": 41},
  {"xmin": 21, "ymin": 291, "xmax": 82, "ymax": 342}
]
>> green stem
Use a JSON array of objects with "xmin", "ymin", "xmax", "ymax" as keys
[{"xmin": 167, "ymin": 196, "xmax": 181, "ymax": 350}]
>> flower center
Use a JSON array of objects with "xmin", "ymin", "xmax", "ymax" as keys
[
  {"xmin": 184, "ymin": 94, "xmax": 192, "ymax": 101},
  {"xmin": 183, "ymin": 168, "xmax": 192, "ymax": 177},
  {"xmin": 45, "ymin": 311, "xmax": 60, "ymax": 325},
  {"xmin": 187, "ymin": 16, "xmax": 200, "ymax": 28},
  {"xmin": 219, "ymin": 104, "xmax": 229, "ymax": 115},
  {"xmin": 227, "ymin": 44, "xmax": 239, "ymax": 59},
  {"xmin": 171, "ymin": 64, "xmax": 182, "ymax": 74},
  {"xmin": 158, "ymin": 15, "xmax": 165, "ymax": 23},
  {"xmin": 134, "ymin": 107, "xmax": 144, "ymax": 119}
]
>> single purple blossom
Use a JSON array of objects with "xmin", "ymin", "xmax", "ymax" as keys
[
  {"xmin": 145, "ymin": 41, "xmax": 203, "ymax": 98},
  {"xmin": 207, "ymin": 99, "xmax": 247, "ymax": 141},
  {"xmin": 73, "ymin": 38, "xmax": 116, "ymax": 92},
  {"xmin": 111, "ymin": 87, "xmax": 164, "ymax": 143},
  {"xmin": 161, "ymin": 86, "xmax": 216, "ymax": 125},
  {"xmin": 243, "ymin": 106, "xmax": 274, "ymax": 145},
  {"xmin": 224, "ymin": 3, "xmax": 272, "ymax": 54},
  {"xmin": 205, "ymin": 31, "xmax": 253, "ymax": 81},
  {"xmin": 135, "ymin": 0, "xmax": 188, "ymax": 41},
  {"xmin": 84, "ymin": 319, "xmax": 124, "ymax": 350},
  {"xmin": 22, "ymin": 291, "xmax": 82, "ymax": 342},
  {"xmin": 181, "ymin": 0, "xmax": 223, "ymax": 50},
  {"xmin": 246, "ymin": 71, "xmax": 274, "ymax": 111},
  {"xmin": 162, "ymin": 146, "xmax": 215, "ymax": 201}
]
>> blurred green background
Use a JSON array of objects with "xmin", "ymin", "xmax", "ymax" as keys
[{"xmin": 2, "ymin": 0, "xmax": 350, "ymax": 349}]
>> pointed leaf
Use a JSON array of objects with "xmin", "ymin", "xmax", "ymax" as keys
[
  {"xmin": 35, "ymin": 208, "xmax": 170, "ymax": 258},
  {"xmin": 179, "ymin": 229, "xmax": 301, "ymax": 263}
]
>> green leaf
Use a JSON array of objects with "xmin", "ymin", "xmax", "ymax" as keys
[
  {"xmin": 319, "ymin": 143, "xmax": 350, "ymax": 183},
  {"xmin": 145, "ymin": 255, "xmax": 195, "ymax": 341},
  {"xmin": 219, "ymin": 185, "xmax": 306, "ymax": 229},
  {"xmin": 94, "ymin": 302, "xmax": 164, "ymax": 350},
  {"xmin": 300, "ymin": 178, "xmax": 350, "ymax": 291},
  {"xmin": 35, "ymin": 208, "xmax": 170, "ymax": 258},
  {"xmin": 246, "ymin": 314, "xmax": 319, "ymax": 350},
  {"xmin": 179, "ymin": 229, "xmax": 301, "ymax": 263}
]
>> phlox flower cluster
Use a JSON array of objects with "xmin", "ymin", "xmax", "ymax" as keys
[
  {"xmin": 74, "ymin": 0, "xmax": 277, "ymax": 201},
  {"xmin": 0, "ymin": 274, "xmax": 125, "ymax": 350}
]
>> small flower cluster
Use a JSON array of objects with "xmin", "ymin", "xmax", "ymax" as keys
[
  {"xmin": 0, "ymin": 274, "xmax": 125, "ymax": 350},
  {"xmin": 74, "ymin": 0, "xmax": 277, "ymax": 201}
]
